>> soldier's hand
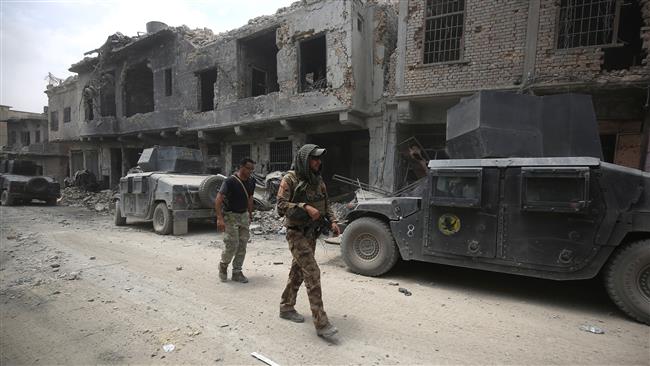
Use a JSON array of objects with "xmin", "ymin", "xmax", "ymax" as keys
[
  {"xmin": 304, "ymin": 205, "xmax": 321, "ymax": 221},
  {"xmin": 217, "ymin": 218, "xmax": 226, "ymax": 232},
  {"xmin": 331, "ymin": 222, "xmax": 341, "ymax": 237}
]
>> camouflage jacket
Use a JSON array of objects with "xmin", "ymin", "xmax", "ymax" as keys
[{"xmin": 276, "ymin": 171, "xmax": 337, "ymax": 227}]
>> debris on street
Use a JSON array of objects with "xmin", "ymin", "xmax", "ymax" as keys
[
  {"xmin": 398, "ymin": 287, "xmax": 412, "ymax": 296},
  {"xmin": 580, "ymin": 325, "xmax": 605, "ymax": 334},
  {"xmin": 59, "ymin": 187, "xmax": 115, "ymax": 213}
]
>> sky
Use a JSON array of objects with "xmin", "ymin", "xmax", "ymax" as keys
[{"xmin": 0, "ymin": 0, "xmax": 295, "ymax": 113}]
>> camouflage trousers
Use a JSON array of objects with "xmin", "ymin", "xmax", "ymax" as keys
[
  {"xmin": 280, "ymin": 227, "xmax": 329, "ymax": 329},
  {"xmin": 220, "ymin": 211, "xmax": 250, "ymax": 270}
]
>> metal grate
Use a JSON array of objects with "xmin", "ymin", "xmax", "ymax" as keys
[
  {"xmin": 269, "ymin": 141, "xmax": 293, "ymax": 172},
  {"xmin": 423, "ymin": 0, "xmax": 465, "ymax": 64},
  {"xmin": 231, "ymin": 144, "xmax": 251, "ymax": 173},
  {"xmin": 557, "ymin": 0, "xmax": 620, "ymax": 49}
]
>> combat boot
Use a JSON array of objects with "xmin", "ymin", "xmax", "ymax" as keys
[
  {"xmin": 279, "ymin": 310, "xmax": 305, "ymax": 323},
  {"xmin": 231, "ymin": 270, "xmax": 249, "ymax": 283},
  {"xmin": 219, "ymin": 263, "xmax": 228, "ymax": 282},
  {"xmin": 316, "ymin": 323, "xmax": 338, "ymax": 338}
]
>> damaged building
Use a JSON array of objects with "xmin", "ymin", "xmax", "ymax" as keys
[
  {"xmin": 45, "ymin": 0, "xmax": 649, "ymax": 194},
  {"xmin": 392, "ymin": 0, "xmax": 650, "ymax": 187},
  {"xmin": 0, "ymin": 105, "xmax": 68, "ymax": 184},
  {"xmin": 45, "ymin": 0, "xmax": 398, "ymax": 192}
]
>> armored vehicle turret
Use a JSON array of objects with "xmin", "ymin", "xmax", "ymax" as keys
[{"xmin": 340, "ymin": 92, "xmax": 650, "ymax": 324}]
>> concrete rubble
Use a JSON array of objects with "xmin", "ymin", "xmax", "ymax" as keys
[{"xmin": 59, "ymin": 187, "xmax": 114, "ymax": 213}]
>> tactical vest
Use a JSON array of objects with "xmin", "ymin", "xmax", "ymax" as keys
[{"xmin": 284, "ymin": 171, "xmax": 328, "ymax": 227}]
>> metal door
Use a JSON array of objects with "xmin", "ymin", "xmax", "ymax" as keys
[{"xmin": 424, "ymin": 167, "xmax": 499, "ymax": 258}]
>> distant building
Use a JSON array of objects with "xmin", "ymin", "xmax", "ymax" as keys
[{"xmin": 0, "ymin": 105, "xmax": 69, "ymax": 184}]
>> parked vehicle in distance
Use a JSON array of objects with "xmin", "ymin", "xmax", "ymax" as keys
[
  {"xmin": 0, "ymin": 160, "xmax": 61, "ymax": 206},
  {"xmin": 340, "ymin": 92, "xmax": 650, "ymax": 324},
  {"xmin": 114, "ymin": 146, "xmax": 226, "ymax": 235}
]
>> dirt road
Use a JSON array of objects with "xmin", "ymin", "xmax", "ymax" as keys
[{"xmin": 1, "ymin": 204, "xmax": 648, "ymax": 365}]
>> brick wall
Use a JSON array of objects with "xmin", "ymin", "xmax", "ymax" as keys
[{"xmin": 402, "ymin": 0, "xmax": 528, "ymax": 95}]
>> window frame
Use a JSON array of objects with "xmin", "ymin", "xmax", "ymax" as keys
[
  {"xmin": 430, "ymin": 168, "xmax": 482, "ymax": 208},
  {"xmin": 555, "ymin": 0, "xmax": 623, "ymax": 50},
  {"xmin": 521, "ymin": 167, "xmax": 590, "ymax": 213},
  {"xmin": 421, "ymin": 0, "xmax": 466, "ymax": 65}
]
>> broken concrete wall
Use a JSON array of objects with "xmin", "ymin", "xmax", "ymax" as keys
[{"xmin": 534, "ymin": 0, "xmax": 650, "ymax": 87}]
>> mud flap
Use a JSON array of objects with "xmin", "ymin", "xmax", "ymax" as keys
[{"xmin": 173, "ymin": 219, "xmax": 188, "ymax": 235}]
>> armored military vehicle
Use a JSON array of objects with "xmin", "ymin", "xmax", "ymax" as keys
[
  {"xmin": 114, "ymin": 146, "xmax": 226, "ymax": 235},
  {"xmin": 0, "ymin": 159, "xmax": 61, "ymax": 205},
  {"xmin": 340, "ymin": 92, "xmax": 650, "ymax": 324}
]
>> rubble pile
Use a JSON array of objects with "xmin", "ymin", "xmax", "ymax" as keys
[
  {"xmin": 59, "ymin": 187, "xmax": 115, "ymax": 213},
  {"xmin": 250, "ymin": 202, "xmax": 350, "ymax": 235}
]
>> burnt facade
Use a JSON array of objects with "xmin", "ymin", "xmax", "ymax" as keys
[
  {"xmin": 46, "ymin": 0, "xmax": 398, "ymax": 191},
  {"xmin": 393, "ymin": 0, "xmax": 650, "ymax": 185}
]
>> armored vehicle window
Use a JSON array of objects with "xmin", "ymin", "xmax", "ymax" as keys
[
  {"xmin": 430, "ymin": 168, "xmax": 481, "ymax": 208},
  {"xmin": 521, "ymin": 167, "xmax": 589, "ymax": 213}
]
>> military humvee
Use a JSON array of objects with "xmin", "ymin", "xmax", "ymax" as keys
[
  {"xmin": 0, "ymin": 160, "xmax": 61, "ymax": 205},
  {"xmin": 114, "ymin": 146, "xmax": 226, "ymax": 235},
  {"xmin": 340, "ymin": 92, "xmax": 650, "ymax": 324}
]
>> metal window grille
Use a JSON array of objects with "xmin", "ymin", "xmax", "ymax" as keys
[
  {"xmin": 50, "ymin": 111, "xmax": 59, "ymax": 131},
  {"xmin": 557, "ymin": 0, "xmax": 620, "ymax": 49},
  {"xmin": 63, "ymin": 107, "xmax": 71, "ymax": 123},
  {"xmin": 423, "ymin": 0, "xmax": 465, "ymax": 64},
  {"xmin": 231, "ymin": 144, "xmax": 251, "ymax": 173},
  {"xmin": 269, "ymin": 141, "xmax": 293, "ymax": 172}
]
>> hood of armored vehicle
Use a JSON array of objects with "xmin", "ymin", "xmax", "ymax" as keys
[
  {"xmin": 150, "ymin": 173, "xmax": 213, "ymax": 187},
  {"xmin": 1, "ymin": 174, "xmax": 56, "ymax": 183}
]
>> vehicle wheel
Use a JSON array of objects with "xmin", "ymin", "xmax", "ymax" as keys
[
  {"xmin": 46, "ymin": 198, "xmax": 57, "ymax": 206},
  {"xmin": 114, "ymin": 200, "xmax": 126, "ymax": 226},
  {"xmin": 604, "ymin": 239, "xmax": 650, "ymax": 325},
  {"xmin": 0, "ymin": 190, "xmax": 15, "ymax": 206},
  {"xmin": 152, "ymin": 202, "xmax": 173, "ymax": 235},
  {"xmin": 340, "ymin": 217, "xmax": 400, "ymax": 276},
  {"xmin": 26, "ymin": 177, "xmax": 48, "ymax": 194},
  {"xmin": 198, "ymin": 175, "xmax": 226, "ymax": 208}
]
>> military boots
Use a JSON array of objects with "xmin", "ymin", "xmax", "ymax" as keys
[
  {"xmin": 231, "ymin": 270, "xmax": 249, "ymax": 283},
  {"xmin": 219, "ymin": 262, "xmax": 228, "ymax": 282}
]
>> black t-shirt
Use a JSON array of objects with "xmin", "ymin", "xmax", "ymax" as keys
[{"xmin": 219, "ymin": 175, "xmax": 255, "ymax": 213}]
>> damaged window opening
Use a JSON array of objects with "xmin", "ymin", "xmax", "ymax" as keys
[
  {"xmin": 50, "ymin": 111, "xmax": 58, "ymax": 131},
  {"xmin": 100, "ymin": 71, "xmax": 116, "ymax": 117},
  {"xmin": 231, "ymin": 144, "xmax": 251, "ymax": 173},
  {"xmin": 423, "ymin": 0, "xmax": 465, "ymax": 64},
  {"xmin": 35, "ymin": 130, "xmax": 40, "ymax": 143},
  {"xmin": 299, "ymin": 34, "xmax": 327, "ymax": 92},
  {"xmin": 603, "ymin": 0, "xmax": 646, "ymax": 70},
  {"xmin": 269, "ymin": 141, "xmax": 293, "ymax": 172},
  {"xmin": 124, "ymin": 61, "xmax": 154, "ymax": 117},
  {"xmin": 63, "ymin": 107, "xmax": 71, "ymax": 123},
  {"xmin": 240, "ymin": 29, "xmax": 279, "ymax": 98},
  {"xmin": 9, "ymin": 132, "xmax": 16, "ymax": 145},
  {"xmin": 84, "ymin": 95, "xmax": 94, "ymax": 121},
  {"xmin": 557, "ymin": 0, "xmax": 621, "ymax": 49},
  {"xmin": 165, "ymin": 68, "xmax": 173, "ymax": 96},
  {"xmin": 21, "ymin": 131, "xmax": 30, "ymax": 146},
  {"xmin": 198, "ymin": 68, "xmax": 217, "ymax": 112}
]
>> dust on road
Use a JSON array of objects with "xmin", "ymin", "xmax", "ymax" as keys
[{"xmin": 1, "ymin": 204, "xmax": 648, "ymax": 365}]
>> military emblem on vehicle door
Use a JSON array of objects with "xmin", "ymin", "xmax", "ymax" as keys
[{"xmin": 438, "ymin": 213, "xmax": 461, "ymax": 236}]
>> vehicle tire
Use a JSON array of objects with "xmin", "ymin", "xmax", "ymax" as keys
[
  {"xmin": 340, "ymin": 217, "xmax": 400, "ymax": 276},
  {"xmin": 604, "ymin": 239, "xmax": 650, "ymax": 325},
  {"xmin": 26, "ymin": 177, "xmax": 48, "ymax": 194},
  {"xmin": 0, "ymin": 190, "xmax": 15, "ymax": 206},
  {"xmin": 198, "ymin": 175, "xmax": 226, "ymax": 208},
  {"xmin": 114, "ymin": 200, "xmax": 126, "ymax": 226},
  {"xmin": 46, "ymin": 197, "xmax": 57, "ymax": 206},
  {"xmin": 152, "ymin": 202, "xmax": 173, "ymax": 235}
]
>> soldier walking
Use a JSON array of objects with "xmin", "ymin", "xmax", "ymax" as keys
[
  {"xmin": 215, "ymin": 158, "xmax": 256, "ymax": 283},
  {"xmin": 276, "ymin": 144, "xmax": 341, "ymax": 338}
]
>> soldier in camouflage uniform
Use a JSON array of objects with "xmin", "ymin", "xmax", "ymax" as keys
[{"xmin": 276, "ymin": 144, "xmax": 341, "ymax": 338}]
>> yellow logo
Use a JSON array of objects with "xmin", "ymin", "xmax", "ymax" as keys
[{"xmin": 438, "ymin": 213, "xmax": 461, "ymax": 236}]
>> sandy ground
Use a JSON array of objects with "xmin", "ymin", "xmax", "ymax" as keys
[{"xmin": 0, "ymin": 203, "xmax": 648, "ymax": 365}]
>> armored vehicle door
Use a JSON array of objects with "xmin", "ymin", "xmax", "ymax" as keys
[
  {"xmin": 120, "ymin": 174, "xmax": 151, "ymax": 217},
  {"xmin": 424, "ymin": 167, "xmax": 499, "ymax": 258},
  {"xmin": 502, "ymin": 166, "xmax": 603, "ymax": 271}
]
